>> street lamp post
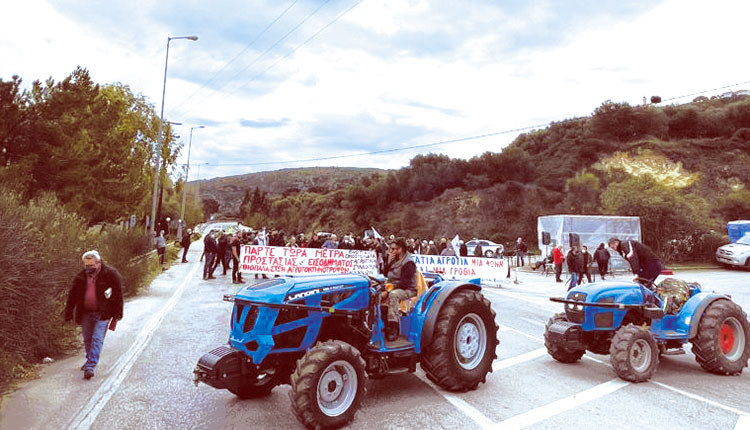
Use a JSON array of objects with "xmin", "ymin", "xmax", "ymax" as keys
[
  {"xmin": 178, "ymin": 125, "xmax": 204, "ymax": 239},
  {"xmin": 149, "ymin": 35, "xmax": 198, "ymax": 236}
]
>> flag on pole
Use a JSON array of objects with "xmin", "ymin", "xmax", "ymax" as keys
[
  {"xmin": 451, "ymin": 234, "xmax": 461, "ymax": 256},
  {"xmin": 371, "ymin": 226, "xmax": 384, "ymax": 241}
]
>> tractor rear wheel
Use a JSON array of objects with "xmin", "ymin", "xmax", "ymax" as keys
[
  {"xmin": 421, "ymin": 290, "xmax": 499, "ymax": 392},
  {"xmin": 692, "ymin": 299, "xmax": 750, "ymax": 375},
  {"xmin": 289, "ymin": 340, "xmax": 367, "ymax": 429},
  {"xmin": 228, "ymin": 368, "xmax": 281, "ymax": 399},
  {"xmin": 544, "ymin": 313, "xmax": 585, "ymax": 363},
  {"xmin": 610, "ymin": 324, "xmax": 659, "ymax": 382}
]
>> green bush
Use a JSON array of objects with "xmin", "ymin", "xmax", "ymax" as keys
[{"xmin": 0, "ymin": 187, "xmax": 165, "ymax": 394}]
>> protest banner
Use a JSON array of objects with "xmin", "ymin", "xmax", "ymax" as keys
[
  {"xmin": 239, "ymin": 245, "xmax": 377, "ymax": 276},
  {"xmin": 412, "ymin": 254, "xmax": 506, "ymax": 285}
]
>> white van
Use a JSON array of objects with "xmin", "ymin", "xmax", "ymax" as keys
[{"xmin": 716, "ymin": 233, "xmax": 750, "ymax": 269}]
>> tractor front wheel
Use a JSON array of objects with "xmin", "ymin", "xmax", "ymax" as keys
[
  {"xmin": 421, "ymin": 290, "xmax": 499, "ymax": 392},
  {"xmin": 692, "ymin": 299, "xmax": 750, "ymax": 375},
  {"xmin": 544, "ymin": 313, "xmax": 585, "ymax": 363},
  {"xmin": 610, "ymin": 324, "xmax": 659, "ymax": 382},
  {"xmin": 289, "ymin": 340, "xmax": 367, "ymax": 429}
]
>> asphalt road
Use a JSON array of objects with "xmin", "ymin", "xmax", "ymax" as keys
[{"xmin": 2, "ymin": 242, "xmax": 749, "ymax": 430}]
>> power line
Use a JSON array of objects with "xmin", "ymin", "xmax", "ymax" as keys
[
  {"xmin": 173, "ymin": 0, "xmax": 334, "ymax": 118},
  {"xmin": 196, "ymin": 122, "xmax": 550, "ymax": 167},
  {"xmin": 660, "ymin": 80, "xmax": 750, "ymax": 103},
  {"xmin": 235, "ymin": 0, "xmax": 365, "ymax": 94},
  {"xmin": 170, "ymin": 0, "xmax": 300, "ymax": 112}
]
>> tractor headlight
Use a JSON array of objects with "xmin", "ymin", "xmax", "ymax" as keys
[
  {"xmin": 685, "ymin": 316, "xmax": 691, "ymax": 325},
  {"xmin": 575, "ymin": 304, "xmax": 583, "ymax": 311}
]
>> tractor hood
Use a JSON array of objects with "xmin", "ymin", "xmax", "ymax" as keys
[
  {"xmin": 234, "ymin": 274, "xmax": 370, "ymax": 304},
  {"xmin": 567, "ymin": 280, "xmax": 645, "ymax": 304}
]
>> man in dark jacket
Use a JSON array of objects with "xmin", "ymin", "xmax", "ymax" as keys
[
  {"xmin": 566, "ymin": 246, "xmax": 583, "ymax": 290},
  {"xmin": 64, "ymin": 251, "xmax": 123, "ymax": 380},
  {"xmin": 594, "ymin": 243, "xmax": 611, "ymax": 280},
  {"xmin": 580, "ymin": 245, "xmax": 592, "ymax": 283},
  {"xmin": 608, "ymin": 237, "xmax": 662, "ymax": 283},
  {"xmin": 180, "ymin": 229, "xmax": 192, "ymax": 263},
  {"xmin": 203, "ymin": 231, "xmax": 218, "ymax": 279},
  {"xmin": 382, "ymin": 238, "xmax": 417, "ymax": 341}
]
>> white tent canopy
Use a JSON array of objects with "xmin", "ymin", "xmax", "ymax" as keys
[{"xmin": 537, "ymin": 215, "xmax": 641, "ymax": 271}]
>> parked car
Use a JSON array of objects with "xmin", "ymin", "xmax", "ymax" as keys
[
  {"xmin": 716, "ymin": 233, "xmax": 750, "ymax": 269},
  {"xmin": 466, "ymin": 239, "xmax": 504, "ymax": 257}
]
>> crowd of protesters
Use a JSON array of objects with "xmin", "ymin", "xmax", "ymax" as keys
[{"xmin": 191, "ymin": 227, "xmax": 519, "ymax": 283}]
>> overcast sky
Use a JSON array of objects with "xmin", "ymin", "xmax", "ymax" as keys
[{"xmin": 2, "ymin": 0, "xmax": 749, "ymax": 180}]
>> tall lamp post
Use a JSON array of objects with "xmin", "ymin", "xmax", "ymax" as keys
[
  {"xmin": 178, "ymin": 125, "xmax": 204, "ymax": 239},
  {"xmin": 149, "ymin": 35, "xmax": 198, "ymax": 236}
]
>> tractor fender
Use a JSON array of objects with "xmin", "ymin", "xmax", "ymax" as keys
[
  {"xmin": 418, "ymin": 281, "xmax": 482, "ymax": 349},
  {"xmin": 677, "ymin": 293, "xmax": 732, "ymax": 339}
]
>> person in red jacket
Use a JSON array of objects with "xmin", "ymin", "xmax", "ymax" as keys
[{"xmin": 552, "ymin": 245, "xmax": 565, "ymax": 283}]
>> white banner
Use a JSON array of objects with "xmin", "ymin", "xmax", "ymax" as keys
[
  {"xmin": 412, "ymin": 254, "xmax": 506, "ymax": 285},
  {"xmin": 239, "ymin": 245, "xmax": 377, "ymax": 276}
]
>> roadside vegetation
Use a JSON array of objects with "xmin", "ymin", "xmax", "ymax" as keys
[{"xmin": 0, "ymin": 69, "xmax": 197, "ymax": 395}]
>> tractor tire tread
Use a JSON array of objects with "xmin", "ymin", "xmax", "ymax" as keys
[
  {"xmin": 289, "ymin": 340, "xmax": 367, "ymax": 430},
  {"xmin": 609, "ymin": 323, "xmax": 658, "ymax": 382},
  {"xmin": 691, "ymin": 299, "xmax": 750, "ymax": 375},
  {"xmin": 421, "ymin": 290, "xmax": 499, "ymax": 392}
]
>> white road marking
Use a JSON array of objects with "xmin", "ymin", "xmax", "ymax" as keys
[
  {"xmin": 415, "ymin": 373, "xmax": 496, "ymax": 429},
  {"xmin": 67, "ymin": 262, "xmax": 202, "ymax": 430},
  {"xmin": 483, "ymin": 288, "xmax": 559, "ymax": 312},
  {"xmin": 519, "ymin": 317, "xmax": 545, "ymax": 327},
  {"xmin": 493, "ymin": 379, "xmax": 630, "ymax": 429},
  {"xmin": 493, "ymin": 348, "xmax": 547, "ymax": 372},
  {"xmin": 651, "ymin": 381, "xmax": 750, "ymax": 417},
  {"xmin": 497, "ymin": 323, "xmax": 543, "ymax": 342},
  {"xmin": 736, "ymin": 415, "xmax": 750, "ymax": 430}
]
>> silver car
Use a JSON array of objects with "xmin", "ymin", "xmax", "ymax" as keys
[{"xmin": 466, "ymin": 239, "xmax": 504, "ymax": 258}]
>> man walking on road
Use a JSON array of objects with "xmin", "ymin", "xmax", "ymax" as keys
[
  {"xmin": 180, "ymin": 229, "xmax": 192, "ymax": 263},
  {"xmin": 203, "ymin": 231, "xmax": 218, "ymax": 280},
  {"xmin": 64, "ymin": 251, "xmax": 123, "ymax": 380}
]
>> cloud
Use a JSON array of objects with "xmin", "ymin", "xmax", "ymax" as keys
[{"xmin": 240, "ymin": 118, "xmax": 290, "ymax": 128}]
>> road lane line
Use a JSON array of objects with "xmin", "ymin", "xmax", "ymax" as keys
[
  {"xmin": 651, "ymin": 381, "xmax": 750, "ymax": 417},
  {"xmin": 415, "ymin": 373, "xmax": 496, "ymax": 429},
  {"xmin": 736, "ymin": 415, "xmax": 750, "ymax": 430},
  {"xmin": 67, "ymin": 262, "xmax": 202, "ymax": 430},
  {"xmin": 493, "ymin": 348, "xmax": 547, "ymax": 372},
  {"xmin": 519, "ymin": 317, "xmax": 545, "ymax": 327},
  {"xmin": 493, "ymin": 379, "xmax": 629, "ymax": 429},
  {"xmin": 483, "ymin": 289, "xmax": 559, "ymax": 312},
  {"xmin": 497, "ymin": 323, "xmax": 543, "ymax": 342}
]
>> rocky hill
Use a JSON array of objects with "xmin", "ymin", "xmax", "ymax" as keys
[{"xmin": 191, "ymin": 167, "xmax": 384, "ymax": 216}]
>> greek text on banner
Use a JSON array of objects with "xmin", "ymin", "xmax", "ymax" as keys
[{"xmin": 239, "ymin": 245, "xmax": 377, "ymax": 276}]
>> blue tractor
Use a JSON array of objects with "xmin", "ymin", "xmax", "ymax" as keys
[
  {"xmin": 544, "ymin": 276, "xmax": 750, "ymax": 382},
  {"xmin": 194, "ymin": 273, "xmax": 499, "ymax": 429}
]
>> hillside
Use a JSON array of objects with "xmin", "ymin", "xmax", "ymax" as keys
[
  {"xmin": 197, "ymin": 94, "xmax": 750, "ymax": 262},
  {"xmin": 191, "ymin": 166, "xmax": 384, "ymax": 217}
]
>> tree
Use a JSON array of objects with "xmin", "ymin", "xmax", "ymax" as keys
[{"xmin": 560, "ymin": 172, "xmax": 601, "ymax": 214}]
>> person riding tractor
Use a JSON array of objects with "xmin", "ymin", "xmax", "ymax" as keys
[{"xmin": 381, "ymin": 237, "xmax": 416, "ymax": 341}]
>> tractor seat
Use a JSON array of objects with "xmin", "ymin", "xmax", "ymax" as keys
[{"xmin": 399, "ymin": 271, "xmax": 428, "ymax": 314}]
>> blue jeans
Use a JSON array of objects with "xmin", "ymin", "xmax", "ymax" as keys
[
  {"xmin": 568, "ymin": 272, "xmax": 579, "ymax": 290},
  {"xmin": 82, "ymin": 311, "xmax": 109, "ymax": 372}
]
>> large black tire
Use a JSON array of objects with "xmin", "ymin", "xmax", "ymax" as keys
[
  {"xmin": 289, "ymin": 340, "xmax": 367, "ymax": 429},
  {"xmin": 421, "ymin": 290, "xmax": 499, "ymax": 392},
  {"xmin": 228, "ymin": 368, "xmax": 281, "ymax": 399},
  {"xmin": 691, "ymin": 299, "xmax": 750, "ymax": 375},
  {"xmin": 544, "ymin": 313, "xmax": 585, "ymax": 363},
  {"xmin": 610, "ymin": 324, "xmax": 659, "ymax": 382}
]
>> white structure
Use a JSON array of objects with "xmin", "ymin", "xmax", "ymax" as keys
[{"xmin": 537, "ymin": 215, "xmax": 641, "ymax": 271}]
